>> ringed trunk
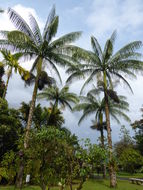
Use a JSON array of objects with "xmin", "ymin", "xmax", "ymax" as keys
[
  {"xmin": 104, "ymin": 94, "xmax": 117, "ymax": 187},
  {"xmin": 103, "ymin": 71, "xmax": 117, "ymax": 187}
]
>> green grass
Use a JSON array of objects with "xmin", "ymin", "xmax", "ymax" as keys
[
  {"xmin": 117, "ymin": 172, "xmax": 143, "ymax": 178},
  {"xmin": 1, "ymin": 180, "xmax": 143, "ymax": 190},
  {"xmin": 94, "ymin": 172, "xmax": 143, "ymax": 179}
]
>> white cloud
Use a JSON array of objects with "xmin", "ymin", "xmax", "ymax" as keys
[
  {"xmin": 0, "ymin": 4, "xmax": 44, "ymax": 31},
  {"xmin": 86, "ymin": 0, "xmax": 143, "ymax": 41}
]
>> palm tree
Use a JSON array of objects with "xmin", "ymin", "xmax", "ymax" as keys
[
  {"xmin": 74, "ymin": 91, "xmax": 130, "ymax": 179},
  {"xmin": 0, "ymin": 6, "xmax": 83, "ymax": 188},
  {"xmin": 67, "ymin": 31, "xmax": 142, "ymax": 187},
  {"xmin": 38, "ymin": 85, "xmax": 79, "ymax": 110},
  {"xmin": 0, "ymin": 6, "xmax": 82, "ymax": 150},
  {"xmin": 0, "ymin": 50, "xmax": 29, "ymax": 99},
  {"xmin": 38, "ymin": 85, "xmax": 79, "ymax": 127}
]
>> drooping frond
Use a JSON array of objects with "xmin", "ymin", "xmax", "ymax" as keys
[
  {"xmin": 7, "ymin": 30, "xmax": 37, "ymax": 53},
  {"xmin": 115, "ymin": 41, "xmax": 142, "ymax": 56},
  {"xmin": 80, "ymin": 69, "xmax": 101, "ymax": 94},
  {"xmin": 50, "ymin": 32, "xmax": 82, "ymax": 48},
  {"xmin": 45, "ymin": 58, "xmax": 62, "ymax": 84},
  {"xmin": 111, "ymin": 71, "xmax": 133, "ymax": 93}
]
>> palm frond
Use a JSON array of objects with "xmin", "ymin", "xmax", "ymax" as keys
[
  {"xmin": 43, "ymin": 5, "xmax": 56, "ymax": 38},
  {"xmin": 91, "ymin": 36, "xmax": 102, "ymax": 61},
  {"xmin": 45, "ymin": 58, "xmax": 62, "ymax": 84},
  {"xmin": 103, "ymin": 39, "xmax": 113, "ymax": 63},
  {"xmin": 45, "ymin": 16, "xmax": 59, "ymax": 43},
  {"xmin": 116, "ymin": 41, "xmax": 142, "ymax": 55},
  {"xmin": 29, "ymin": 14, "xmax": 42, "ymax": 45},
  {"xmin": 7, "ymin": 7, "xmax": 35, "ymax": 41},
  {"xmin": 50, "ymin": 32, "xmax": 82, "ymax": 48},
  {"xmin": 111, "ymin": 71, "xmax": 133, "ymax": 93}
]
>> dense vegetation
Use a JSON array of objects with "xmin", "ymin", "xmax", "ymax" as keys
[{"xmin": 0, "ymin": 5, "xmax": 143, "ymax": 190}]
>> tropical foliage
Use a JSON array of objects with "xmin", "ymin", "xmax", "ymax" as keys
[{"xmin": 0, "ymin": 4, "xmax": 143, "ymax": 190}]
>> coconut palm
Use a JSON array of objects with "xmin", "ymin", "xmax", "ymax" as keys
[
  {"xmin": 67, "ymin": 31, "xmax": 143, "ymax": 187},
  {"xmin": 38, "ymin": 85, "xmax": 79, "ymax": 110},
  {"xmin": 0, "ymin": 6, "xmax": 82, "ymax": 150},
  {"xmin": 0, "ymin": 50, "xmax": 29, "ymax": 98}
]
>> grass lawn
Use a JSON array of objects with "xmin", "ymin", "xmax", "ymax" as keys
[
  {"xmin": 94, "ymin": 172, "xmax": 143, "ymax": 179},
  {"xmin": 1, "ymin": 179, "xmax": 143, "ymax": 190},
  {"xmin": 117, "ymin": 172, "xmax": 143, "ymax": 178}
]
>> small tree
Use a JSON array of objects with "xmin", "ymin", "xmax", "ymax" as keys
[{"xmin": 119, "ymin": 148, "xmax": 143, "ymax": 173}]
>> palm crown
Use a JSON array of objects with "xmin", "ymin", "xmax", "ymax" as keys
[
  {"xmin": 0, "ymin": 6, "xmax": 82, "ymax": 83},
  {"xmin": 38, "ymin": 85, "xmax": 79, "ymax": 110},
  {"xmin": 66, "ymin": 31, "xmax": 143, "ymax": 93},
  {"xmin": 74, "ymin": 91, "xmax": 130, "ymax": 125}
]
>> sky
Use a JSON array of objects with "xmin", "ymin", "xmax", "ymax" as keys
[{"xmin": 0, "ymin": 0, "xmax": 143, "ymax": 143}]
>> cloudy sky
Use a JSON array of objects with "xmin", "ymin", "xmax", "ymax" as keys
[{"xmin": 0, "ymin": 0, "xmax": 143, "ymax": 143}]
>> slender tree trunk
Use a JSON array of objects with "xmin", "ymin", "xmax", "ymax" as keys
[
  {"xmin": 103, "ymin": 71, "xmax": 117, "ymax": 187},
  {"xmin": 76, "ymin": 177, "xmax": 86, "ymax": 190},
  {"xmin": 15, "ymin": 151, "xmax": 24, "ymax": 189},
  {"xmin": 24, "ymin": 56, "xmax": 42, "ymax": 148},
  {"xmin": 100, "ymin": 129, "xmax": 106, "ymax": 179},
  {"xmin": 15, "ymin": 57, "xmax": 42, "ymax": 189},
  {"xmin": 104, "ymin": 94, "xmax": 117, "ymax": 187},
  {"xmin": 24, "ymin": 78, "xmax": 39, "ymax": 148},
  {"xmin": 100, "ymin": 129, "xmax": 104, "ymax": 148},
  {"xmin": 69, "ymin": 182, "xmax": 72, "ymax": 190},
  {"xmin": 2, "ymin": 68, "xmax": 12, "ymax": 99}
]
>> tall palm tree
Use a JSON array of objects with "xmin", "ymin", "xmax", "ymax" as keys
[
  {"xmin": 38, "ymin": 85, "xmax": 79, "ymax": 111},
  {"xmin": 0, "ymin": 6, "xmax": 82, "ymax": 150},
  {"xmin": 0, "ymin": 6, "xmax": 83, "ymax": 188},
  {"xmin": 74, "ymin": 91, "xmax": 130, "ymax": 180},
  {"xmin": 68, "ymin": 30, "xmax": 143, "ymax": 186},
  {"xmin": 0, "ymin": 50, "xmax": 29, "ymax": 99}
]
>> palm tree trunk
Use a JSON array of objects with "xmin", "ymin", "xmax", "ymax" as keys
[
  {"xmin": 24, "ymin": 78, "xmax": 39, "ymax": 148},
  {"xmin": 15, "ymin": 151, "xmax": 24, "ymax": 189},
  {"xmin": 24, "ymin": 56, "xmax": 42, "ymax": 148},
  {"xmin": 15, "ymin": 57, "xmax": 42, "ymax": 189},
  {"xmin": 103, "ymin": 71, "xmax": 116, "ymax": 187},
  {"xmin": 104, "ymin": 94, "xmax": 116, "ymax": 187},
  {"xmin": 100, "ymin": 129, "xmax": 106, "ymax": 179},
  {"xmin": 2, "ymin": 68, "xmax": 12, "ymax": 99}
]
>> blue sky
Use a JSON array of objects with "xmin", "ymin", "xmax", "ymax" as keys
[{"xmin": 0, "ymin": 0, "xmax": 143, "ymax": 143}]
